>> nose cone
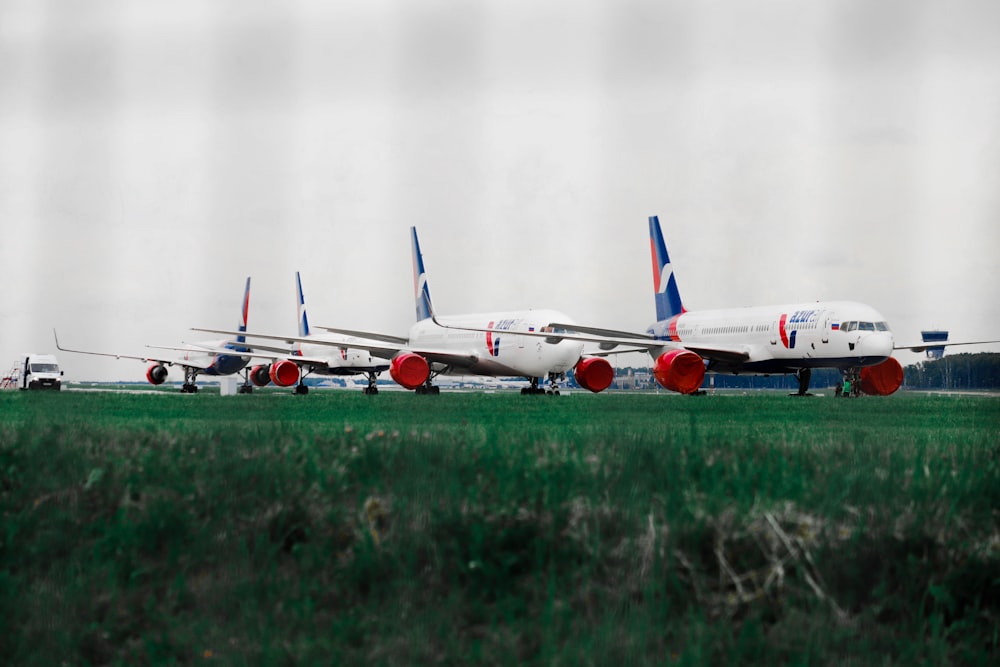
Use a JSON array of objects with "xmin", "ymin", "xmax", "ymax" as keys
[{"xmin": 859, "ymin": 332, "xmax": 893, "ymax": 363}]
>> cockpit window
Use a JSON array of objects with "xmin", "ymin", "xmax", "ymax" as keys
[
  {"xmin": 843, "ymin": 321, "xmax": 857, "ymax": 332},
  {"xmin": 858, "ymin": 322, "xmax": 875, "ymax": 331},
  {"xmin": 875, "ymin": 321, "xmax": 890, "ymax": 331}
]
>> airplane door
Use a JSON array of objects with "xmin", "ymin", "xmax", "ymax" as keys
[
  {"xmin": 821, "ymin": 312, "xmax": 830, "ymax": 343},
  {"xmin": 770, "ymin": 320, "xmax": 778, "ymax": 345}
]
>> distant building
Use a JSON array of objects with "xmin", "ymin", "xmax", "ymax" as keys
[{"xmin": 920, "ymin": 330, "xmax": 949, "ymax": 359}]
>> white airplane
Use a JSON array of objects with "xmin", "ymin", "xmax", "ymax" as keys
[
  {"xmin": 203, "ymin": 272, "xmax": 390, "ymax": 395},
  {"xmin": 482, "ymin": 216, "xmax": 998, "ymax": 396},
  {"xmin": 198, "ymin": 227, "xmax": 616, "ymax": 395},
  {"xmin": 55, "ymin": 277, "xmax": 255, "ymax": 393}
]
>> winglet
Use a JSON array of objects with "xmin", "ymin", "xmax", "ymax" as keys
[
  {"xmin": 411, "ymin": 226, "xmax": 435, "ymax": 322},
  {"xmin": 649, "ymin": 216, "xmax": 685, "ymax": 321}
]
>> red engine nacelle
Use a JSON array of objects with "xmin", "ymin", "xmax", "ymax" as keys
[
  {"xmin": 250, "ymin": 364, "xmax": 272, "ymax": 387},
  {"xmin": 390, "ymin": 353, "xmax": 430, "ymax": 390},
  {"xmin": 859, "ymin": 357, "xmax": 903, "ymax": 396},
  {"xmin": 146, "ymin": 363, "xmax": 168, "ymax": 385},
  {"xmin": 574, "ymin": 357, "xmax": 614, "ymax": 393},
  {"xmin": 269, "ymin": 360, "xmax": 300, "ymax": 387},
  {"xmin": 652, "ymin": 349, "xmax": 706, "ymax": 394}
]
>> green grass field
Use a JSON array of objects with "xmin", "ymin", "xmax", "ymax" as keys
[{"xmin": 2, "ymin": 390, "xmax": 998, "ymax": 665}]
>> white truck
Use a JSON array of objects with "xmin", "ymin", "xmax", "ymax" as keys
[{"xmin": 15, "ymin": 353, "xmax": 64, "ymax": 390}]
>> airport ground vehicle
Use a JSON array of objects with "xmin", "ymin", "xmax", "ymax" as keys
[{"xmin": 9, "ymin": 353, "xmax": 64, "ymax": 390}]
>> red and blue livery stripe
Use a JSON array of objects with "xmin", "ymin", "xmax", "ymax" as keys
[{"xmin": 485, "ymin": 321, "xmax": 500, "ymax": 356}]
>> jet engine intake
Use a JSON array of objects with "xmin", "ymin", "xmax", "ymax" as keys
[
  {"xmin": 859, "ymin": 357, "xmax": 903, "ymax": 396},
  {"xmin": 250, "ymin": 364, "xmax": 272, "ymax": 387},
  {"xmin": 390, "ymin": 353, "xmax": 430, "ymax": 390},
  {"xmin": 652, "ymin": 349, "xmax": 705, "ymax": 394},
  {"xmin": 574, "ymin": 357, "xmax": 614, "ymax": 393},
  {"xmin": 269, "ymin": 360, "xmax": 300, "ymax": 387},
  {"xmin": 146, "ymin": 363, "xmax": 168, "ymax": 385}
]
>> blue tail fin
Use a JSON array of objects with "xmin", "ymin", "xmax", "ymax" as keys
[
  {"xmin": 411, "ymin": 226, "xmax": 434, "ymax": 322},
  {"xmin": 649, "ymin": 216, "xmax": 685, "ymax": 321},
  {"xmin": 295, "ymin": 271, "xmax": 310, "ymax": 337},
  {"xmin": 229, "ymin": 276, "xmax": 250, "ymax": 352}
]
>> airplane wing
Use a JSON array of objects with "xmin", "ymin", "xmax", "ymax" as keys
[
  {"xmin": 546, "ymin": 322, "xmax": 657, "ymax": 341},
  {"xmin": 425, "ymin": 319, "xmax": 751, "ymax": 365},
  {"xmin": 427, "ymin": 315, "xmax": 655, "ymax": 349},
  {"xmin": 192, "ymin": 327, "xmax": 407, "ymax": 362},
  {"xmin": 146, "ymin": 343, "xmax": 255, "ymax": 357},
  {"xmin": 241, "ymin": 349, "xmax": 341, "ymax": 367},
  {"xmin": 192, "ymin": 327, "xmax": 479, "ymax": 368},
  {"xmin": 403, "ymin": 348, "xmax": 480, "ymax": 367},
  {"xmin": 206, "ymin": 338, "xmax": 383, "ymax": 369},
  {"xmin": 313, "ymin": 326, "xmax": 410, "ymax": 345},
  {"xmin": 582, "ymin": 346, "xmax": 654, "ymax": 357},
  {"xmin": 679, "ymin": 344, "xmax": 751, "ymax": 365},
  {"xmin": 53, "ymin": 330, "xmax": 219, "ymax": 370},
  {"xmin": 894, "ymin": 339, "xmax": 1000, "ymax": 353}
]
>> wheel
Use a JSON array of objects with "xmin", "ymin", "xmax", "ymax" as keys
[{"xmin": 294, "ymin": 384, "xmax": 309, "ymax": 395}]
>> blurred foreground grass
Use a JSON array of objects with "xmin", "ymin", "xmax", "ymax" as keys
[{"xmin": 1, "ymin": 390, "xmax": 998, "ymax": 665}]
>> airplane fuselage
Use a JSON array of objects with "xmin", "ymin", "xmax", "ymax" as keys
[
  {"xmin": 408, "ymin": 309, "xmax": 584, "ymax": 378},
  {"xmin": 646, "ymin": 300, "xmax": 894, "ymax": 374},
  {"xmin": 180, "ymin": 338, "xmax": 251, "ymax": 376},
  {"xmin": 298, "ymin": 336, "xmax": 388, "ymax": 376}
]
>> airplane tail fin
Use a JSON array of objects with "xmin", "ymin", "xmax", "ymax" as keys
[
  {"xmin": 411, "ymin": 226, "xmax": 435, "ymax": 322},
  {"xmin": 293, "ymin": 271, "xmax": 309, "ymax": 356},
  {"xmin": 296, "ymin": 271, "xmax": 310, "ymax": 337},
  {"xmin": 649, "ymin": 216, "xmax": 685, "ymax": 321},
  {"xmin": 231, "ymin": 276, "xmax": 251, "ymax": 352}
]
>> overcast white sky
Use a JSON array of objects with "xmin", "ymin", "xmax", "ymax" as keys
[{"xmin": 2, "ymin": 0, "xmax": 998, "ymax": 381}]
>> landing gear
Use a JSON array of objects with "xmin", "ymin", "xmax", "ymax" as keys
[
  {"xmin": 546, "ymin": 372, "xmax": 564, "ymax": 396},
  {"xmin": 414, "ymin": 369, "xmax": 442, "ymax": 395},
  {"xmin": 292, "ymin": 367, "xmax": 313, "ymax": 395},
  {"xmin": 792, "ymin": 368, "xmax": 812, "ymax": 396},
  {"xmin": 363, "ymin": 372, "xmax": 380, "ymax": 395},
  {"xmin": 238, "ymin": 369, "xmax": 254, "ymax": 394},
  {"xmin": 415, "ymin": 380, "xmax": 440, "ymax": 395},
  {"xmin": 181, "ymin": 367, "xmax": 199, "ymax": 393},
  {"xmin": 521, "ymin": 377, "xmax": 546, "ymax": 395},
  {"xmin": 520, "ymin": 374, "xmax": 564, "ymax": 395}
]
